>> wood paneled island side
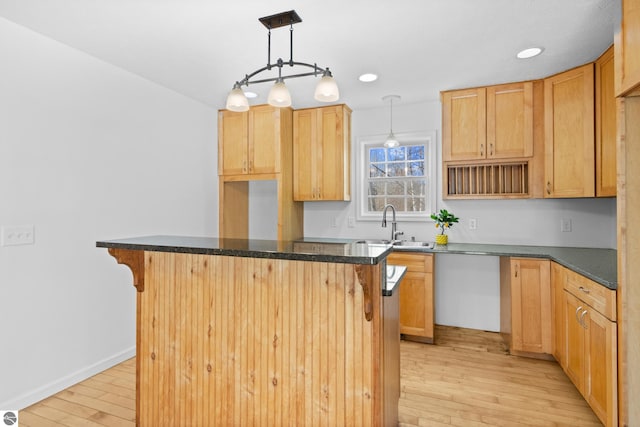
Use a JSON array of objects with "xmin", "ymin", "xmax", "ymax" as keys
[{"xmin": 97, "ymin": 236, "xmax": 398, "ymax": 426}]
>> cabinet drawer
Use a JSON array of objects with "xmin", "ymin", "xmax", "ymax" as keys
[
  {"xmin": 388, "ymin": 252, "xmax": 433, "ymax": 273},
  {"xmin": 564, "ymin": 268, "xmax": 616, "ymax": 321}
]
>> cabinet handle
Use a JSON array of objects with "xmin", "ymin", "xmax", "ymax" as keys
[
  {"xmin": 249, "ymin": 160, "xmax": 253, "ymax": 172},
  {"xmin": 490, "ymin": 143, "xmax": 494, "ymax": 156},
  {"xmin": 575, "ymin": 305, "xmax": 583, "ymax": 323},
  {"xmin": 578, "ymin": 286, "xmax": 590, "ymax": 294},
  {"xmin": 546, "ymin": 181, "xmax": 551, "ymax": 195},
  {"xmin": 480, "ymin": 143, "xmax": 484, "ymax": 157},
  {"xmin": 580, "ymin": 309, "xmax": 588, "ymax": 329},
  {"xmin": 514, "ymin": 264, "xmax": 518, "ymax": 278},
  {"xmin": 243, "ymin": 160, "xmax": 247, "ymax": 173}
]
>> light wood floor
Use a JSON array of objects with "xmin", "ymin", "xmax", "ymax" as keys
[{"xmin": 20, "ymin": 326, "xmax": 601, "ymax": 426}]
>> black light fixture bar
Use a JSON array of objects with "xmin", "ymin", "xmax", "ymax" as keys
[
  {"xmin": 226, "ymin": 10, "xmax": 339, "ymax": 111},
  {"xmin": 232, "ymin": 10, "xmax": 332, "ymax": 89},
  {"xmin": 258, "ymin": 10, "xmax": 302, "ymax": 29}
]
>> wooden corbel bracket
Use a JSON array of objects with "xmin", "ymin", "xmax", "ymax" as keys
[
  {"xmin": 354, "ymin": 265, "xmax": 374, "ymax": 321},
  {"xmin": 107, "ymin": 248, "xmax": 145, "ymax": 292}
]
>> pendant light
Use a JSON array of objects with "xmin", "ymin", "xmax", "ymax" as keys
[
  {"xmin": 383, "ymin": 95, "xmax": 401, "ymax": 148},
  {"xmin": 225, "ymin": 10, "xmax": 339, "ymax": 111}
]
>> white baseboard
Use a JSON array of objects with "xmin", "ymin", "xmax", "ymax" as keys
[{"xmin": 1, "ymin": 346, "xmax": 136, "ymax": 410}]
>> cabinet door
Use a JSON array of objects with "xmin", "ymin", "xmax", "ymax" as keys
[
  {"xmin": 584, "ymin": 307, "xmax": 618, "ymax": 427},
  {"xmin": 564, "ymin": 291, "xmax": 586, "ymax": 394},
  {"xmin": 510, "ymin": 258, "xmax": 551, "ymax": 353},
  {"xmin": 317, "ymin": 106, "xmax": 350, "ymax": 201},
  {"xmin": 294, "ymin": 105, "xmax": 351, "ymax": 201},
  {"xmin": 218, "ymin": 110, "xmax": 249, "ymax": 175},
  {"xmin": 442, "ymin": 88, "xmax": 487, "ymax": 161},
  {"xmin": 293, "ymin": 108, "xmax": 317, "ymax": 200},
  {"xmin": 615, "ymin": 0, "xmax": 640, "ymax": 96},
  {"xmin": 544, "ymin": 64, "xmax": 595, "ymax": 197},
  {"xmin": 487, "ymin": 82, "xmax": 534, "ymax": 159},
  {"xmin": 388, "ymin": 252, "xmax": 434, "ymax": 342},
  {"xmin": 595, "ymin": 46, "xmax": 617, "ymax": 197},
  {"xmin": 551, "ymin": 262, "xmax": 566, "ymax": 367},
  {"xmin": 248, "ymin": 105, "xmax": 281, "ymax": 175}
]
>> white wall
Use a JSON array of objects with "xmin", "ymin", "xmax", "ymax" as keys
[
  {"xmin": 304, "ymin": 101, "xmax": 617, "ymax": 332},
  {"xmin": 0, "ymin": 18, "xmax": 217, "ymax": 409}
]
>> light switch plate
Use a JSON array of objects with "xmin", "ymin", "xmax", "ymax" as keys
[{"xmin": 1, "ymin": 225, "xmax": 35, "ymax": 246}]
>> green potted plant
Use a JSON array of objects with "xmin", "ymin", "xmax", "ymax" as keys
[{"xmin": 430, "ymin": 209, "xmax": 459, "ymax": 245}]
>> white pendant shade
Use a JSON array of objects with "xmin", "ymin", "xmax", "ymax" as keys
[
  {"xmin": 226, "ymin": 87, "xmax": 249, "ymax": 112},
  {"xmin": 268, "ymin": 81, "xmax": 292, "ymax": 107},
  {"xmin": 314, "ymin": 75, "xmax": 340, "ymax": 102},
  {"xmin": 384, "ymin": 133, "xmax": 399, "ymax": 148}
]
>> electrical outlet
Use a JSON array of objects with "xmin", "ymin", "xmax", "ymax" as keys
[
  {"xmin": 348, "ymin": 216, "xmax": 355, "ymax": 228},
  {"xmin": 561, "ymin": 218, "xmax": 572, "ymax": 232},
  {"xmin": 1, "ymin": 225, "xmax": 35, "ymax": 246},
  {"xmin": 469, "ymin": 218, "xmax": 477, "ymax": 230}
]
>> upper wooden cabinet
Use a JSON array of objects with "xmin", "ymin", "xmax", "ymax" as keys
[
  {"xmin": 442, "ymin": 88, "xmax": 486, "ymax": 161},
  {"xmin": 387, "ymin": 252, "xmax": 435, "ymax": 343},
  {"xmin": 293, "ymin": 104, "xmax": 351, "ymax": 201},
  {"xmin": 442, "ymin": 82, "xmax": 534, "ymax": 162},
  {"xmin": 544, "ymin": 64, "xmax": 595, "ymax": 198},
  {"xmin": 615, "ymin": 0, "xmax": 640, "ymax": 96},
  {"xmin": 487, "ymin": 82, "xmax": 534, "ymax": 159},
  {"xmin": 596, "ymin": 46, "xmax": 617, "ymax": 197},
  {"xmin": 500, "ymin": 257, "xmax": 551, "ymax": 355},
  {"xmin": 218, "ymin": 105, "xmax": 291, "ymax": 176}
]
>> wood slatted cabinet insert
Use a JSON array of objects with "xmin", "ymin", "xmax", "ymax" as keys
[
  {"xmin": 387, "ymin": 252, "xmax": 434, "ymax": 343},
  {"xmin": 558, "ymin": 263, "xmax": 618, "ymax": 427},
  {"xmin": 596, "ymin": 45, "xmax": 617, "ymax": 197},
  {"xmin": 615, "ymin": 0, "xmax": 640, "ymax": 96},
  {"xmin": 544, "ymin": 63, "xmax": 595, "ymax": 197},
  {"xmin": 293, "ymin": 104, "xmax": 351, "ymax": 201},
  {"xmin": 500, "ymin": 257, "xmax": 552, "ymax": 356}
]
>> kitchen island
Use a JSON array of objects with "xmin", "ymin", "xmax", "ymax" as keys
[{"xmin": 97, "ymin": 236, "xmax": 398, "ymax": 426}]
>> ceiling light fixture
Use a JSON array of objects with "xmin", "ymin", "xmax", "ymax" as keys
[
  {"xmin": 225, "ymin": 10, "xmax": 339, "ymax": 112},
  {"xmin": 359, "ymin": 73, "xmax": 378, "ymax": 83},
  {"xmin": 516, "ymin": 47, "xmax": 544, "ymax": 59},
  {"xmin": 383, "ymin": 95, "xmax": 401, "ymax": 148}
]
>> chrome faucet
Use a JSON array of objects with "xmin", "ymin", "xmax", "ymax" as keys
[{"xmin": 382, "ymin": 204, "xmax": 404, "ymax": 243}]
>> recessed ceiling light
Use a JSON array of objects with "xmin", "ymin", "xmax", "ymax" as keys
[
  {"xmin": 516, "ymin": 47, "xmax": 544, "ymax": 59},
  {"xmin": 359, "ymin": 73, "xmax": 378, "ymax": 83},
  {"xmin": 244, "ymin": 91, "xmax": 258, "ymax": 98}
]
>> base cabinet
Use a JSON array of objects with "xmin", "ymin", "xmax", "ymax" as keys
[
  {"xmin": 387, "ymin": 252, "xmax": 434, "ymax": 343},
  {"xmin": 554, "ymin": 263, "xmax": 618, "ymax": 427},
  {"xmin": 500, "ymin": 257, "xmax": 551, "ymax": 355}
]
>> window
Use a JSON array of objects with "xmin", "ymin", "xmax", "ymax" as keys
[{"xmin": 357, "ymin": 131, "xmax": 437, "ymax": 221}]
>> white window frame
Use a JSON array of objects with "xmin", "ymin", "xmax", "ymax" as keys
[{"xmin": 356, "ymin": 130, "xmax": 437, "ymax": 222}]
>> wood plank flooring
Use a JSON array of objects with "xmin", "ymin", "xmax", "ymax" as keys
[{"xmin": 19, "ymin": 326, "xmax": 601, "ymax": 426}]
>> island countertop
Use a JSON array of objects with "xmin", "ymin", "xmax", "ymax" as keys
[{"xmin": 96, "ymin": 235, "xmax": 392, "ymax": 265}]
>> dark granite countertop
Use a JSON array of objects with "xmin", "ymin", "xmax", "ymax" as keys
[
  {"xmin": 96, "ymin": 235, "xmax": 392, "ymax": 265},
  {"xmin": 398, "ymin": 242, "xmax": 617, "ymax": 290}
]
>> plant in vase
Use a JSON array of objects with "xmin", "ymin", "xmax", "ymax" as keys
[{"xmin": 430, "ymin": 209, "xmax": 459, "ymax": 245}]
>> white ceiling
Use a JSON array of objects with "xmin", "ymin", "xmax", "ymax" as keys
[{"xmin": 0, "ymin": 0, "xmax": 616, "ymax": 110}]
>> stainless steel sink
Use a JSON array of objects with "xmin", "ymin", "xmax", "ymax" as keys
[
  {"xmin": 393, "ymin": 241, "xmax": 434, "ymax": 249},
  {"xmin": 354, "ymin": 239, "xmax": 392, "ymax": 245},
  {"xmin": 354, "ymin": 239, "xmax": 434, "ymax": 249}
]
